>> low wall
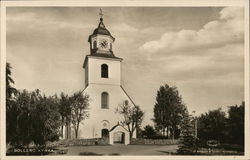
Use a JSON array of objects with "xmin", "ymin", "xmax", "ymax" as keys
[
  {"xmin": 68, "ymin": 138, "xmax": 109, "ymax": 146},
  {"xmin": 130, "ymin": 138, "xmax": 179, "ymax": 145}
]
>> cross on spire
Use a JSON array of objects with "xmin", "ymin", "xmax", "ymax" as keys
[
  {"xmin": 99, "ymin": 8, "xmax": 104, "ymax": 19},
  {"xmin": 98, "ymin": 8, "xmax": 105, "ymax": 27}
]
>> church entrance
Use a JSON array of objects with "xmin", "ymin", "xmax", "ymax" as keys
[
  {"xmin": 101, "ymin": 129, "xmax": 109, "ymax": 144},
  {"xmin": 113, "ymin": 131, "xmax": 125, "ymax": 144},
  {"xmin": 101, "ymin": 129, "xmax": 109, "ymax": 138}
]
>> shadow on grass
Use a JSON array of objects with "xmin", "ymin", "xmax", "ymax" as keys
[
  {"xmin": 79, "ymin": 152, "xmax": 104, "ymax": 156},
  {"xmin": 157, "ymin": 150, "xmax": 173, "ymax": 155},
  {"xmin": 108, "ymin": 153, "xmax": 120, "ymax": 155}
]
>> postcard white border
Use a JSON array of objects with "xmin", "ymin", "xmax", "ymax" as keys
[{"xmin": 0, "ymin": 0, "xmax": 249, "ymax": 160}]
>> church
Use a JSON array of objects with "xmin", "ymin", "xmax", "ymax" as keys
[{"xmin": 65, "ymin": 14, "xmax": 136, "ymax": 144}]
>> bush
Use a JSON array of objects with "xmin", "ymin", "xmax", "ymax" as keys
[{"xmin": 141, "ymin": 125, "xmax": 157, "ymax": 139}]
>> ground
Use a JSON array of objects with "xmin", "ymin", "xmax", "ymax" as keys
[{"xmin": 66, "ymin": 144, "xmax": 178, "ymax": 155}]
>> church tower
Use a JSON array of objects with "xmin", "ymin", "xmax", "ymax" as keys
[
  {"xmin": 83, "ymin": 15, "xmax": 122, "ymax": 88},
  {"xmin": 78, "ymin": 11, "xmax": 136, "ymax": 144}
]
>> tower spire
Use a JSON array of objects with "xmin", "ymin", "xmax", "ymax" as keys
[
  {"xmin": 98, "ymin": 8, "xmax": 105, "ymax": 28},
  {"xmin": 99, "ymin": 8, "xmax": 104, "ymax": 21}
]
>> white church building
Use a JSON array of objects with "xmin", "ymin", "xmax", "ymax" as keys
[{"xmin": 65, "ymin": 15, "xmax": 136, "ymax": 144}]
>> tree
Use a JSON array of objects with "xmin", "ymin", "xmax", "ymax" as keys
[
  {"xmin": 116, "ymin": 100, "xmax": 144, "ymax": 138},
  {"xmin": 70, "ymin": 91, "xmax": 90, "ymax": 139},
  {"xmin": 227, "ymin": 102, "xmax": 244, "ymax": 147},
  {"xmin": 141, "ymin": 125, "xmax": 157, "ymax": 139},
  {"xmin": 6, "ymin": 62, "xmax": 17, "ymax": 99},
  {"xmin": 58, "ymin": 92, "xmax": 71, "ymax": 138},
  {"xmin": 6, "ymin": 63, "xmax": 18, "ymax": 145},
  {"xmin": 6, "ymin": 89, "xmax": 31, "ymax": 147},
  {"xmin": 7, "ymin": 89, "xmax": 62, "ymax": 150},
  {"xmin": 30, "ymin": 91, "xmax": 61, "ymax": 150},
  {"xmin": 197, "ymin": 108, "xmax": 227, "ymax": 144},
  {"xmin": 177, "ymin": 113, "xmax": 197, "ymax": 155},
  {"xmin": 153, "ymin": 84, "xmax": 187, "ymax": 139}
]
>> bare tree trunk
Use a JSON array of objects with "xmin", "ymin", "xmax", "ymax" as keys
[
  {"xmin": 172, "ymin": 129, "xmax": 175, "ymax": 140},
  {"xmin": 76, "ymin": 120, "xmax": 81, "ymax": 139},
  {"xmin": 127, "ymin": 124, "xmax": 133, "ymax": 139},
  {"xmin": 75, "ymin": 128, "xmax": 78, "ymax": 139},
  {"xmin": 74, "ymin": 123, "xmax": 78, "ymax": 139},
  {"xmin": 129, "ymin": 132, "xmax": 133, "ymax": 139},
  {"xmin": 167, "ymin": 127, "xmax": 169, "ymax": 138},
  {"xmin": 61, "ymin": 117, "xmax": 64, "ymax": 139},
  {"xmin": 65, "ymin": 121, "xmax": 69, "ymax": 139}
]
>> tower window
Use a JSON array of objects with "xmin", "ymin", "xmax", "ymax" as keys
[
  {"xmin": 110, "ymin": 43, "xmax": 112, "ymax": 50},
  {"xmin": 101, "ymin": 64, "xmax": 108, "ymax": 78},
  {"xmin": 93, "ymin": 41, "xmax": 97, "ymax": 49},
  {"xmin": 101, "ymin": 92, "xmax": 109, "ymax": 109}
]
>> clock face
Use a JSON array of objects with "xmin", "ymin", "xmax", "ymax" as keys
[{"xmin": 99, "ymin": 39, "xmax": 108, "ymax": 49}]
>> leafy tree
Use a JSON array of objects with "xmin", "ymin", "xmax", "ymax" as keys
[
  {"xmin": 153, "ymin": 84, "xmax": 187, "ymax": 139},
  {"xmin": 227, "ymin": 102, "xmax": 244, "ymax": 147},
  {"xmin": 197, "ymin": 108, "xmax": 227, "ymax": 144},
  {"xmin": 7, "ymin": 89, "xmax": 62, "ymax": 150},
  {"xmin": 135, "ymin": 127, "xmax": 144, "ymax": 138},
  {"xmin": 70, "ymin": 91, "xmax": 90, "ymax": 139},
  {"xmin": 30, "ymin": 91, "xmax": 61, "ymax": 149},
  {"xmin": 6, "ymin": 90, "xmax": 31, "ymax": 147},
  {"xmin": 141, "ymin": 125, "xmax": 157, "ymax": 139},
  {"xmin": 177, "ymin": 113, "xmax": 197, "ymax": 155},
  {"xmin": 58, "ymin": 92, "xmax": 71, "ymax": 138},
  {"xmin": 116, "ymin": 100, "xmax": 144, "ymax": 138}
]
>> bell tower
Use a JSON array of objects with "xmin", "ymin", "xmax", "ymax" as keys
[
  {"xmin": 88, "ymin": 17, "xmax": 115, "ymax": 55},
  {"xmin": 88, "ymin": 9, "xmax": 115, "ymax": 55},
  {"xmin": 83, "ymin": 10, "xmax": 122, "ymax": 87},
  {"xmin": 75, "ymin": 9, "xmax": 136, "ymax": 143}
]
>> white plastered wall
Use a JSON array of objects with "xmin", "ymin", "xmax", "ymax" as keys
[
  {"xmin": 87, "ymin": 57, "xmax": 121, "ymax": 86},
  {"xmin": 76, "ymin": 84, "xmax": 135, "ymax": 140}
]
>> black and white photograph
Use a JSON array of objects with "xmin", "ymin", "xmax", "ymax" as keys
[{"xmin": 0, "ymin": 0, "xmax": 249, "ymax": 159}]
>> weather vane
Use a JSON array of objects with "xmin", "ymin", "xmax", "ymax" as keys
[{"xmin": 99, "ymin": 8, "xmax": 104, "ymax": 18}]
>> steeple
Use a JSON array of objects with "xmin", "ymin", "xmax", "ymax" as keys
[
  {"xmin": 88, "ymin": 10, "xmax": 114, "ymax": 41},
  {"xmin": 83, "ymin": 9, "xmax": 122, "ymax": 70},
  {"xmin": 87, "ymin": 9, "xmax": 116, "ymax": 57},
  {"xmin": 99, "ymin": 17, "xmax": 105, "ymax": 28},
  {"xmin": 98, "ymin": 8, "xmax": 105, "ymax": 28},
  {"xmin": 91, "ymin": 18, "xmax": 113, "ymax": 38}
]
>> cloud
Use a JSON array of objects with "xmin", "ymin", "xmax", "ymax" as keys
[
  {"xmin": 139, "ymin": 7, "xmax": 244, "ymax": 55},
  {"xmin": 6, "ymin": 7, "xmax": 245, "ymax": 126},
  {"xmin": 111, "ymin": 23, "xmax": 138, "ymax": 33}
]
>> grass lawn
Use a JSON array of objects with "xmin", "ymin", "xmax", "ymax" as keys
[{"xmin": 65, "ymin": 144, "xmax": 178, "ymax": 155}]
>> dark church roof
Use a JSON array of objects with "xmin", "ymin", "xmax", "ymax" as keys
[
  {"xmin": 88, "ymin": 18, "xmax": 115, "ymax": 42},
  {"xmin": 109, "ymin": 123, "xmax": 120, "ymax": 132},
  {"xmin": 93, "ymin": 18, "xmax": 111, "ymax": 35},
  {"xmin": 83, "ymin": 54, "xmax": 123, "ymax": 68},
  {"xmin": 90, "ymin": 53, "xmax": 122, "ymax": 60}
]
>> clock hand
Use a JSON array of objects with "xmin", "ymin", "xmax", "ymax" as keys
[{"xmin": 102, "ymin": 42, "xmax": 107, "ymax": 48}]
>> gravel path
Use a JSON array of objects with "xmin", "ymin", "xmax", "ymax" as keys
[{"xmin": 66, "ymin": 144, "xmax": 178, "ymax": 155}]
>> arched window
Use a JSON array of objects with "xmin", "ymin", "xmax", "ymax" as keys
[
  {"xmin": 93, "ymin": 41, "xmax": 97, "ymax": 49},
  {"xmin": 101, "ymin": 92, "xmax": 109, "ymax": 109},
  {"xmin": 101, "ymin": 64, "xmax": 108, "ymax": 78}
]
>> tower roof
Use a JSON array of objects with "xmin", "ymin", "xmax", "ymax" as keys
[
  {"xmin": 83, "ymin": 54, "xmax": 123, "ymax": 68},
  {"xmin": 93, "ymin": 18, "xmax": 111, "ymax": 36},
  {"xmin": 88, "ymin": 17, "xmax": 115, "ymax": 42}
]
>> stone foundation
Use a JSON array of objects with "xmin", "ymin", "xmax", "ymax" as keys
[
  {"xmin": 62, "ymin": 138, "xmax": 109, "ymax": 146},
  {"xmin": 130, "ymin": 138, "xmax": 179, "ymax": 145}
]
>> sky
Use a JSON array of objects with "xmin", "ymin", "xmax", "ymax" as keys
[{"xmin": 6, "ymin": 7, "xmax": 244, "ymax": 126}]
